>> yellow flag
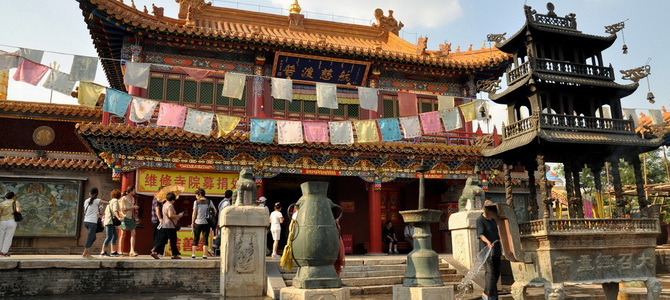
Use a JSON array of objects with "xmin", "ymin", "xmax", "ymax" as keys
[
  {"xmin": 353, "ymin": 120, "xmax": 379, "ymax": 143},
  {"xmin": 216, "ymin": 114, "xmax": 241, "ymax": 137},
  {"xmin": 0, "ymin": 70, "xmax": 8, "ymax": 100},
  {"xmin": 459, "ymin": 101, "xmax": 476, "ymax": 122},
  {"xmin": 78, "ymin": 82, "xmax": 105, "ymax": 108}
]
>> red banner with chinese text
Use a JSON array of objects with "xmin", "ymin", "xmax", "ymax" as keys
[{"xmin": 136, "ymin": 168, "xmax": 238, "ymax": 196}]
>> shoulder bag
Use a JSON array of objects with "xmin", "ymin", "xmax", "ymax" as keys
[
  {"xmin": 107, "ymin": 203, "xmax": 122, "ymax": 226},
  {"xmin": 85, "ymin": 200, "xmax": 104, "ymax": 233},
  {"xmin": 205, "ymin": 200, "xmax": 216, "ymax": 227},
  {"xmin": 12, "ymin": 201, "xmax": 23, "ymax": 222}
]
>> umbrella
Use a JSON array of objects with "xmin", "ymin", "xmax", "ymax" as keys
[{"xmin": 155, "ymin": 185, "xmax": 185, "ymax": 202}]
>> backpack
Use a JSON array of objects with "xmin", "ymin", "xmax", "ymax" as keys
[{"xmin": 205, "ymin": 200, "xmax": 216, "ymax": 227}]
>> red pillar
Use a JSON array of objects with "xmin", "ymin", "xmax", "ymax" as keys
[
  {"xmin": 368, "ymin": 182, "xmax": 382, "ymax": 254},
  {"xmin": 256, "ymin": 178, "xmax": 264, "ymax": 202},
  {"xmin": 121, "ymin": 170, "xmax": 136, "ymax": 192}
]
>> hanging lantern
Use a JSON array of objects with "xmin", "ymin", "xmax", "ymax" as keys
[
  {"xmin": 647, "ymin": 91, "xmax": 655, "ymax": 104},
  {"xmin": 622, "ymin": 44, "xmax": 628, "ymax": 54}
]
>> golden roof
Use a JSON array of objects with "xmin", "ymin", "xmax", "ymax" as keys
[
  {"xmin": 0, "ymin": 100, "xmax": 102, "ymax": 120},
  {"xmin": 0, "ymin": 156, "xmax": 107, "ymax": 171},
  {"xmin": 86, "ymin": 0, "xmax": 510, "ymax": 69}
]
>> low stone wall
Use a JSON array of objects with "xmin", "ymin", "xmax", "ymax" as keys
[
  {"xmin": 0, "ymin": 259, "xmax": 220, "ymax": 297},
  {"xmin": 656, "ymin": 248, "xmax": 670, "ymax": 274}
]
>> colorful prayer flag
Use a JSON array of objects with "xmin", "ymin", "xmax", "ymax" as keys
[
  {"xmin": 399, "ymin": 116, "xmax": 422, "ymax": 138},
  {"xmin": 157, "ymin": 102, "xmax": 187, "ymax": 128},
  {"xmin": 302, "ymin": 121, "xmax": 329, "ymax": 143},
  {"xmin": 316, "ymin": 82, "xmax": 338, "ymax": 109},
  {"xmin": 124, "ymin": 61, "xmax": 151, "ymax": 88},
  {"xmin": 437, "ymin": 96, "xmax": 455, "ymax": 111},
  {"xmin": 179, "ymin": 67, "xmax": 212, "ymax": 82},
  {"xmin": 17, "ymin": 48, "xmax": 44, "ymax": 64},
  {"xmin": 398, "ymin": 92, "xmax": 418, "ymax": 117},
  {"xmin": 70, "ymin": 55, "xmax": 98, "ymax": 82},
  {"xmin": 184, "ymin": 109, "xmax": 214, "ymax": 136},
  {"xmin": 377, "ymin": 118, "xmax": 402, "ymax": 142},
  {"xmin": 459, "ymin": 101, "xmax": 476, "ymax": 122},
  {"xmin": 277, "ymin": 120, "xmax": 304, "ymax": 144},
  {"xmin": 43, "ymin": 69, "xmax": 76, "ymax": 96},
  {"xmin": 328, "ymin": 121, "xmax": 354, "ymax": 145},
  {"xmin": 222, "ymin": 73, "xmax": 246, "ymax": 99},
  {"xmin": 78, "ymin": 82, "xmax": 105, "ymax": 108},
  {"xmin": 358, "ymin": 87, "xmax": 379, "ymax": 112},
  {"xmin": 354, "ymin": 120, "xmax": 379, "ymax": 143},
  {"xmin": 129, "ymin": 97, "xmax": 159, "ymax": 123},
  {"xmin": 271, "ymin": 77, "xmax": 293, "ymax": 101},
  {"xmin": 440, "ymin": 107, "xmax": 463, "ymax": 131},
  {"xmin": 0, "ymin": 51, "xmax": 19, "ymax": 70},
  {"xmin": 13, "ymin": 59, "xmax": 49, "ymax": 86},
  {"xmin": 103, "ymin": 88, "xmax": 132, "ymax": 117},
  {"xmin": 216, "ymin": 114, "xmax": 241, "ymax": 137},
  {"xmin": 420, "ymin": 111, "xmax": 443, "ymax": 134},
  {"xmin": 250, "ymin": 119, "xmax": 276, "ymax": 143}
]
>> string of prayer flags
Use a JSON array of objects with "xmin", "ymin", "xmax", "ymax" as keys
[
  {"xmin": 622, "ymin": 108, "xmax": 638, "ymax": 127},
  {"xmin": 0, "ymin": 51, "xmax": 19, "ymax": 70},
  {"xmin": 103, "ymin": 88, "xmax": 132, "ymax": 117},
  {"xmin": 420, "ymin": 111, "xmax": 443, "ymax": 134},
  {"xmin": 353, "ymin": 120, "xmax": 380, "ymax": 143},
  {"xmin": 129, "ymin": 97, "xmax": 159, "ymax": 123},
  {"xmin": 124, "ymin": 61, "xmax": 151, "ymax": 89},
  {"xmin": 184, "ymin": 109, "xmax": 214, "ymax": 135},
  {"xmin": 271, "ymin": 77, "xmax": 293, "ymax": 101},
  {"xmin": 398, "ymin": 92, "xmax": 418, "ymax": 117},
  {"xmin": 328, "ymin": 121, "xmax": 354, "ymax": 145},
  {"xmin": 437, "ymin": 96, "xmax": 455, "ymax": 111},
  {"xmin": 316, "ymin": 82, "xmax": 338, "ymax": 109},
  {"xmin": 18, "ymin": 48, "xmax": 44, "ymax": 64},
  {"xmin": 78, "ymin": 82, "xmax": 105, "ymax": 108},
  {"xmin": 440, "ymin": 107, "xmax": 463, "ymax": 131},
  {"xmin": 475, "ymin": 100, "xmax": 491, "ymax": 121},
  {"xmin": 216, "ymin": 114, "xmax": 241, "ymax": 137},
  {"xmin": 13, "ymin": 59, "xmax": 49, "ymax": 86},
  {"xmin": 649, "ymin": 109, "xmax": 664, "ymax": 125},
  {"xmin": 157, "ymin": 102, "xmax": 187, "ymax": 128},
  {"xmin": 377, "ymin": 118, "xmax": 403, "ymax": 142},
  {"xmin": 358, "ymin": 87, "xmax": 379, "ymax": 112},
  {"xmin": 70, "ymin": 55, "xmax": 98, "ymax": 82},
  {"xmin": 399, "ymin": 116, "xmax": 422, "ymax": 138},
  {"xmin": 459, "ymin": 101, "xmax": 477, "ymax": 123},
  {"xmin": 302, "ymin": 121, "xmax": 329, "ymax": 143},
  {"xmin": 179, "ymin": 67, "xmax": 212, "ymax": 82},
  {"xmin": 222, "ymin": 72, "xmax": 246, "ymax": 99},
  {"xmin": 277, "ymin": 120, "xmax": 304, "ymax": 144},
  {"xmin": 42, "ymin": 69, "xmax": 76, "ymax": 95},
  {"xmin": 250, "ymin": 118, "xmax": 276, "ymax": 143}
]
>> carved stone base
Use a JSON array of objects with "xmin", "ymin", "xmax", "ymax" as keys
[
  {"xmin": 280, "ymin": 287, "xmax": 351, "ymax": 300},
  {"xmin": 544, "ymin": 283, "xmax": 564, "ymax": 300},
  {"xmin": 510, "ymin": 281, "xmax": 528, "ymax": 300},
  {"xmin": 646, "ymin": 277, "xmax": 661, "ymax": 300},
  {"xmin": 392, "ymin": 285, "xmax": 454, "ymax": 300},
  {"xmin": 447, "ymin": 211, "xmax": 481, "ymax": 269},
  {"xmin": 220, "ymin": 206, "xmax": 270, "ymax": 298}
]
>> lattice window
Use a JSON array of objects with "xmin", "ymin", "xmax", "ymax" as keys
[
  {"xmin": 166, "ymin": 79, "xmax": 181, "ymax": 102},
  {"xmin": 200, "ymin": 82, "xmax": 214, "ymax": 105},
  {"xmin": 348, "ymin": 104, "xmax": 360, "ymax": 118},
  {"xmin": 288, "ymin": 100, "xmax": 302, "ymax": 112},
  {"xmin": 183, "ymin": 80, "xmax": 198, "ymax": 103},
  {"xmin": 216, "ymin": 84, "xmax": 229, "ymax": 106},
  {"xmin": 148, "ymin": 77, "xmax": 164, "ymax": 100},
  {"xmin": 333, "ymin": 105, "xmax": 344, "ymax": 116},
  {"xmin": 318, "ymin": 107, "xmax": 330, "ymax": 115},
  {"xmin": 273, "ymin": 98, "xmax": 286, "ymax": 111},
  {"xmin": 303, "ymin": 101, "xmax": 316, "ymax": 113},
  {"xmin": 383, "ymin": 99, "xmax": 396, "ymax": 118},
  {"xmin": 420, "ymin": 102, "xmax": 432, "ymax": 113}
]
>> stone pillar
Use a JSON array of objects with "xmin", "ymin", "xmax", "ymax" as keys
[
  {"xmin": 610, "ymin": 160, "xmax": 627, "ymax": 217},
  {"xmin": 590, "ymin": 164, "xmax": 603, "ymax": 218},
  {"xmin": 533, "ymin": 154, "xmax": 546, "ymax": 220},
  {"xmin": 368, "ymin": 182, "xmax": 383, "ymax": 254},
  {"xmin": 503, "ymin": 163, "xmax": 513, "ymax": 206},
  {"xmin": 447, "ymin": 211, "xmax": 481, "ymax": 269},
  {"xmin": 629, "ymin": 155, "xmax": 649, "ymax": 209},
  {"xmin": 571, "ymin": 164, "xmax": 584, "ymax": 218}
]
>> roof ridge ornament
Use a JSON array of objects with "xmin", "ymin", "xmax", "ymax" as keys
[
  {"xmin": 289, "ymin": 0, "xmax": 302, "ymax": 14},
  {"xmin": 620, "ymin": 65, "xmax": 651, "ymax": 83},
  {"xmin": 372, "ymin": 8, "xmax": 404, "ymax": 36},
  {"xmin": 176, "ymin": 0, "xmax": 212, "ymax": 20}
]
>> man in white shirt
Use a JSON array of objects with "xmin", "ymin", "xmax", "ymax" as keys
[
  {"xmin": 404, "ymin": 223, "xmax": 415, "ymax": 249},
  {"xmin": 269, "ymin": 202, "xmax": 284, "ymax": 258}
]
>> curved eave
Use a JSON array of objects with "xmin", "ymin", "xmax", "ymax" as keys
[
  {"xmin": 0, "ymin": 157, "xmax": 108, "ymax": 171},
  {"xmin": 534, "ymin": 73, "xmax": 639, "ymax": 97},
  {"xmin": 498, "ymin": 21, "xmax": 616, "ymax": 54},
  {"xmin": 489, "ymin": 76, "xmax": 531, "ymax": 103}
]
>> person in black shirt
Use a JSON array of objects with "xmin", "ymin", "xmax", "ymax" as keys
[
  {"xmin": 477, "ymin": 200, "xmax": 502, "ymax": 300},
  {"xmin": 382, "ymin": 221, "xmax": 399, "ymax": 254}
]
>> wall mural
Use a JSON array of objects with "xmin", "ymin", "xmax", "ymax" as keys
[{"xmin": 0, "ymin": 179, "xmax": 82, "ymax": 237}]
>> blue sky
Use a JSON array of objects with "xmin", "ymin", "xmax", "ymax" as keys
[{"xmin": 0, "ymin": 0, "xmax": 667, "ymax": 132}]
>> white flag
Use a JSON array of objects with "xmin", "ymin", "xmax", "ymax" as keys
[
  {"xmin": 622, "ymin": 108, "xmax": 638, "ymax": 127},
  {"xmin": 649, "ymin": 109, "xmax": 665, "ymax": 125},
  {"xmin": 18, "ymin": 48, "xmax": 44, "ymax": 64},
  {"xmin": 437, "ymin": 96, "xmax": 455, "ymax": 111},
  {"xmin": 399, "ymin": 116, "xmax": 422, "ymax": 138},
  {"xmin": 277, "ymin": 120, "xmax": 304, "ymax": 144},
  {"xmin": 358, "ymin": 87, "xmax": 378, "ymax": 112},
  {"xmin": 124, "ymin": 61, "xmax": 151, "ymax": 89},
  {"xmin": 475, "ymin": 99, "xmax": 490, "ymax": 121},
  {"xmin": 440, "ymin": 107, "xmax": 463, "ymax": 131},
  {"xmin": 70, "ymin": 55, "xmax": 98, "ymax": 82},
  {"xmin": 42, "ymin": 69, "xmax": 76, "ymax": 95},
  {"xmin": 183, "ymin": 109, "xmax": 214, "ymax": 136},
  {"xmin": 222, "ymin": 73, "xmax": 246, "ymax": 99},
  {"xmin": 328, "ymin": 121, "xmax": 354, "ymax": 145},
  {"xmin": 0, "ymin": 51, "xmax": 19, "ymax": 70},
  {"xmin": 271, "ymin": 77, "xmax": 293, "ymax": 101},
  {"xmin": 129, "ymin": 97, "xmax": 159, "ymax": 123},
  {"xmin": 316, "ymin": 83, "xmax": 338, "ymax": 109}
]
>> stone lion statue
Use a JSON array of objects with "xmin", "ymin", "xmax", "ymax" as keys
[
  {"xmin": 234, "ymin": 169, "xmax": 257, "ymax": 206},
  {"xmin": 458, "ymin": 177, "xmax": 485, "ymax": 211}
]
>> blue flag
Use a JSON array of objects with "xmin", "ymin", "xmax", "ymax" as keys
[
  {"xmin": 377, "ymin": 118, "xmax": 402, "ymax": 142},
  {"xmin": 103, "ymin": 88, "xmax": 132, "ymax": 117},
  {"xmin": 250, "ymin": 119, "xmax": 276, "ymax": 143}
]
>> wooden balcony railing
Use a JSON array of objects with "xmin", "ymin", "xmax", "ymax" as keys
[
  {"xmin": 503, "ymin": 115, "xmax": 537, "ymax": 139},
  {"xmin": 507, "ymin": 60, "xmax": 532, "ymax": 85},
  {"xmin": 534, "ymin": 59, "xmax": 614, "ymax": 80},
  {"xmin": 533, "ymin": 13, "xmax": 576, "ymax": 29},
  {"xmin": 540, "ymin": 113, "xmax": 634, "ymax": 134}
]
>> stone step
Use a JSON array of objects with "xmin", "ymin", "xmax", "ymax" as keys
[
  {"xmin": 282, "ymin": 267, "xmax": 457, "ymax": 281},
  {"xmin": 280, "ymin": 263, "xmax": 452, "ymax": 274},
  {"xmin": 349, "ymin": 284, "xmax": 394, "ymax": 295}
]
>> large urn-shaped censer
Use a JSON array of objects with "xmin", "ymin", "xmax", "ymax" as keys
[{"xmin": 292, "ymin": 181, "xmax": 343, "ymax": 289}]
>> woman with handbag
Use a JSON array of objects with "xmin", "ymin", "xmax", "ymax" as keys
[
  {"xmin": 0, "ymin": 192, "xmax": 21, "ymax": 257},
  {"xmin": 118, "ymin": 185, "xmax": 139, "ymax": 256},
  {"xmin": 101, "ymin": 189, "xmax": 123, "ymax": 257},
  {"xmin": 151, "ymin": 192, "xmax": 183, "ymax": 259},
  {"xmin": 82, "ymin": 188, "xmax": 108, "ymax": 259}
]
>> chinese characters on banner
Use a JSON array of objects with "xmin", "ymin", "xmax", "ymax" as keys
[
  {"xmin": 272, "ymin": 52, "xmax": 370, "ymax": 86},
  {"xmin": 164, "ymin": 228, "xmax": 213, "ymax": 258},
  {"xmin": 136, "ymin": 168, "xmax": 238, "ymax": 196}
]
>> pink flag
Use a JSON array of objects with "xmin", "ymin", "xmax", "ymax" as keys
[
  {"xmin": 420, "ymin": 111, "xmax": 444, "ymax": 134},
  {"xmin": 398, "ymin": 92, "xmax": 418, "ymax": 117},
  {"xmin": 303, "ymin": 121, "xmax": 329, "ymax": 143},
  {"xmin": 157, "ymin": 102, "xmax": 187, "ymax": 128},
  {"xmin": 179, "ymin": 67, "xmax": 212, "ymax": 82},
  {"xmin": 13, "ymin": 59, "xmax": 49, "ymax": 86}
]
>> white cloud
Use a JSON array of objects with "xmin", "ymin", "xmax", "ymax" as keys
[{"xmin": 270, "ymin": 0, "xmax": 463, "ymax": 29}]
